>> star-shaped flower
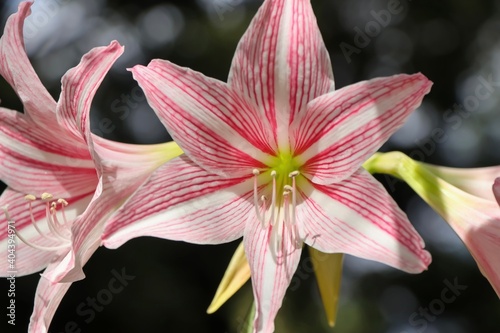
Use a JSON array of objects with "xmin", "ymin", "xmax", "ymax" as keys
[{"xmin": 103, "ymin": 0, "xmax": 432, "ymax": 331}]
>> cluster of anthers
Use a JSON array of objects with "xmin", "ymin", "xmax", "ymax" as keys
[
  {"xmin": 252, "ymin": 168, "xmax": 302, "ymax": 254},
  {"xmin": 3, "ymin": 193, "xmax": 72, "ymax": 251}
]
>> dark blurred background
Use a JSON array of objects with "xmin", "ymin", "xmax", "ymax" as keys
[{"xmin": 1, "ymin": 0, "xmax": 500, "ymax": 332}]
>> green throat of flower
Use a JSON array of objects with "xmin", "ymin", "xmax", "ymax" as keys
[{"xmin": 252, "ymin": 151, "xmax": 303, "ymax": 250}]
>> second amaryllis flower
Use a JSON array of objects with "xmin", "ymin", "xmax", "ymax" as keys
[
  {"xmin": 103, "ymin": 0, "xmax": 432, "ymax": 331},
  {"xmin": 365, "ymin": 151, "xmax": 500, "ymax": 297},
  {"xmin": 0, "ymin": 2, "xmax": 182, "ymax": 331}
]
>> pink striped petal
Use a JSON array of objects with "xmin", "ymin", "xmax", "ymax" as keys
[
  {"xmin": 44, "ymin": 182, "xmax": 117, "ymax": 282},
  {"xmin": 0, "ymin": 109, "xmax": 96, "ymax": 197},
  {"xmin": 412, "ymin": 165, "xmax": 500, "ymax": 296},
  {"xmin": 103, "ymin": 155, "xmax": 252, "ymax": 249},
  {"xmin": 228, "ymin": 0, "xmax": 334, "ymax": 147},
  {"xmin": 0, "ymin": 108, "xmax": 90, "ymax": 160},
  {"xmin": 91, "ymin": 134, "xmax": 183, "ymax": 173},
  {"xmin": 244, "ymin": 215, "xmax": 302, "ymax": 333},
  {"xmin": 28, "ymin": 270, "xmax": 72, "ymax": 333},
  {"xmin": 0, "ymin": 188, "xmax": 92, "ymax": 276},
  {"xmin": 131, "ymin": 61, "xmax": 273, "ymax": 177},
  {"xmin": 57, "ymin": 41, "xmax": 124, "ymax": 145},
  {"xmin": 422, "ymin": 163, "xmax": 500, "ymax": 202},
  {"xmin": 46, "ymin": 181, "xmax": 135, "ymax": 282},
  {"xmin": 298, "ymin": 168, "xmax": 431, "ymax": 273},
  {"xmin": 0, "ymin": 1, "xmax": 57, "ymax": 129},
  {"xmin": 48, "ymin": 139, "xmax": 182, "ymax": 282},
  {"xmin": 293, "ymin": 73, "xmax": 432, "ymax": 185},
  {"xmin": 465, "ymin": 213, "xmax": 500, "ymax": 296}
]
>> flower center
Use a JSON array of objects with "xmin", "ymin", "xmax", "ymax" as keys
[
  {"xmin": 2, "ymin": 192, "xmax": 72, "ymax": 252},
  {"xmin": 252, "ymin": 152, "xmax": 303, "ymax": 254}
]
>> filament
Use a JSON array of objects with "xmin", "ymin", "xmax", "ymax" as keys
[
  {"xmin": 253, "ymin": 169, "xmax": 266, "ymax": 228},
  {"xmin": 11, "ymin": 193, "xmax": 72, "ymax": 252},
  {"xmin": 269, "ymin": 170, "xmax": 277, "ymax": 227}
]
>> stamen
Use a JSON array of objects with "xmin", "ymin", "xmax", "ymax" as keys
[
  {"xmin": 288, "ymin": 171, "xmax": 300, "ymax": 248},
  {"xmin": 259, "ymin": 195, "xmax": 267, "ymax": 229},
  {"xmin": 10, "ymin": 194, "xmax": 73, "ymax": 251},
  {"xmin": 282, "ymin": 188, "xmax": 291, "ymax": 227},
  {"xmin": 50, "ymin": 202, "xmax": 64, "ymax": 227},
  {"xmin": 45, "ymin": 202, "xmax": 69, "ymax": 241},
  {"xmin": 50, "ymin": 202, "xmax": 66, "ymax": 229},
  {"xmin": 269, "ymin": 222, "xmax": 283, "ymax": 263},
  {"xmin": 14, "ymin": 228, "xmax": 69, "ymax": 251},
  {"xmin": 2, "ymin": 205, "xmax": 11, "ymax": 220},
  {"xmin": 25, "ymin": 194, "xmax": 47, "ymax": 238},
  {"xmin": 2, "ymin": 205, "xmax": 68, "ymax": 252},
  {"xmin": 57, "ymin": 199, "xmax": 70, "ymax": 228},
  {"xmin": 293, "ymin": 224, "xmax": 301, "ymax": 249},
  {"xmin": 289, "ymin": 172, "xmax": 298, "ymax": 226},
  {"xmin": 269, "ymin": 171, "xmax": 277, "ymax": 227},
  {"xmin": 252, "ymin": 169, "xmax": 266, "ymax": 227}
]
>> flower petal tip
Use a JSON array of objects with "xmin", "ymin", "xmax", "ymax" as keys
[
  {"xmin": 414, "ymin": 72, "xmax": 433, "ymax": 92},
  {"xmin": 411, "ymin": 250, "xmax": 432, "ymax": 274},
  {"xmin": 127, "ymin": 64, "xmax": 145, "ymax": 73}
]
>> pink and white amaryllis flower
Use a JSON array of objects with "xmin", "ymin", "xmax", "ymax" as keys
[
  {"xmin": 365, "ymin": 152, "xmax": 500, "ymax": 297},
  {"xmin": 0, "ymin": 2, "xmax": 182, "ymax": 331},
  {"xmin": 103, "ymin": 0, "xmax": 432, "ymax": 331}
]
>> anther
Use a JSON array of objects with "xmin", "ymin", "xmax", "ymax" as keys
[
  {"xmin": 289, "ymin": 171, "xmax": 300, "ymax": 178},
  {"xmin": 41, "ymin": 193, "xmax": 53, "ymax": 201},
  {"xmin": 252, "ymin": 169, "xmax": 260, "ymax": 176},
  {"xmin": 25, "ymin": 194, "xmax": 36, "ymax": 201},
  {"xmin": 58, "ymin": 199, "xmax": 68, "ymax": 206}
]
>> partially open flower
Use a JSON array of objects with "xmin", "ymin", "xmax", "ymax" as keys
[{"xmin": 365, "ymin": 151, "xmax": 500, "ymax": 297}]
